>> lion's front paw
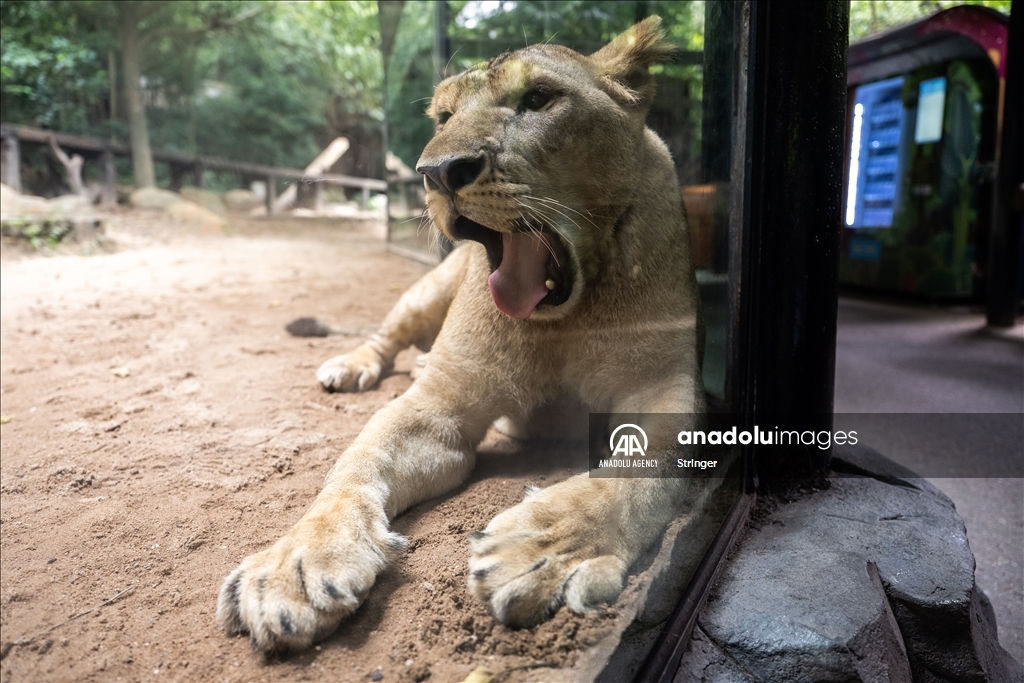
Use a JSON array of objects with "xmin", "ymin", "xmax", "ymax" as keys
[
  {"xmin": 216, "ymin": 520, "xmax": 406, "ymax": 653},
  {"xmin": 468, "ymin": 484, "xmax": 627, "ymax": 627},
  {"xmin": 317, "ymin": 345, "xmax": 388, "ymax": 392}
]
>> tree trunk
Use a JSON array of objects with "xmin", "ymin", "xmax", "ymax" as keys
[{"xmin": 119, "ymin": 7, "xmax": 155, "ymax": 188}]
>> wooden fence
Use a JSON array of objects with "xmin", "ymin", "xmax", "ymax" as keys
[{"xmin": 0, "ymin": 123, "xmax": 386, "ymax": 213}]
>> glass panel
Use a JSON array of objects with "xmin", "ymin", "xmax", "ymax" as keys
[
  {"xmin": 381, "ymin": 2, "xmax": 748, "ymax": 677},
  {"xmin": 385, "ymin": 0, "xmax": 741, "ymax": 404}
]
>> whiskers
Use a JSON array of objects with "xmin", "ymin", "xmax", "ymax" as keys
[
  {"xmin": 514, "ymin": 195, "xmax": 600, "ymax": 269},
  {"xmin": 513, "ymin": 206, "xmax": 562, "ymax": 266},
  {"xmin": 419, "ymin": 209, "xmax": 445, "ymax": 256},
  {"xmin": 391, "ymin": 192, "xmax": 443, "ymax": 257},
  {"xmin": 523, "ymin": 195, "xmax": 598, "ymax": 231},
  {"xmin": 514, "ymin": 192, "xmax": 598, "ymax": 255}
]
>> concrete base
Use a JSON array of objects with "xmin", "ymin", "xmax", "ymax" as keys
[{"xmin": 676, "ymin": 444, "xmax": 1023, "ymax": 683}]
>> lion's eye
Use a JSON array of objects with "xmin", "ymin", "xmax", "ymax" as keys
[
  {"xmin": 522, "ymin": 90, "xmax": 553, "ymax": 111},
  {"xmin": 437, "ymin": 111, "xmax": 453, "ymax": 124}
]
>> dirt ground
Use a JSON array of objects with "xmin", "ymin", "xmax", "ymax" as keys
[{"xmin": 0, "ymin": 215, "xmax": 633, "ymax": 683}]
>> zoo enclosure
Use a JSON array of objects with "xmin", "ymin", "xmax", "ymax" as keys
[{"xmin": 0, "ymin": 123, "xmax": 387, "ymax": 213}]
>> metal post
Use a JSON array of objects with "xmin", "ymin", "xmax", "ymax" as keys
[
  {"xmin": 434, "ymin": 1, "xmax": 450, "ymax": 80},
  {"xmin": 170, "ymin": 163, "xmax": 185, "ymax": 191},
  {"xmin": 2, "ymin": 130, "xmax": 22, "ymax": 192},
  {"xmin": 193, "ymin": 162, "xmax": 205, "ymax": 189},
  {"xmin": 741, "ymin": 0, "xmax": 849, "ymax": 482},
  {"xmin": 396, "ymin": 180, "xmax": 408, "ymax": 217},
  {"xmin": 702, "ymin": 1, "xmax": 735, "ymax": 185},
  {"xmin": 266, "ymin": 175, "xmax": 276, "ymax": 215},
  {"xmin": 987, "ymin": 2, "xmax": 1023, "ymax": 327},
  {"xmin": 313, "ymin": 180, "xmax": 323, "ymax": 214},
  {"xmin": 101, "ymin": 149, "xmax": 117, "ymax": 206},
  {"xmin": 361, "ymin": 186, "xmax": 370, "ymax": 209}
]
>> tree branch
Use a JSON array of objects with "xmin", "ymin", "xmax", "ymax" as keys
[{"xmin": 48, "ymin": 135, "xmax": 86, "ymax": 196}]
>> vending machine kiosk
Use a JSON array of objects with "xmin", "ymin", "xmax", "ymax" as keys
[{"xmin": 841, "ymin": 6, "xmax": 1009, "ymax": 297}]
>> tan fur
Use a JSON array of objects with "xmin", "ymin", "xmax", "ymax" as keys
[{"xmin": 217, "ymin": 17, "xmax": 704, "ymax": 653}]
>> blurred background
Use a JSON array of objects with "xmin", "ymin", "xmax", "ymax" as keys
[
  {"xmin": 3, "ymin": 0, "xmax": 1012, "ymax": 398},
  {"xmin": 1, "ymin": 0, "xmax": 1019, "ymax": 661},
  {"xmin": 0, "ymin": 1, "xmax": 1008, "ymax": 195}
]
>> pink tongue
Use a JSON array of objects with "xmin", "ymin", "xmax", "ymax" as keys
[{"xmin": 487, "ymin": 232, "xmax": 552, "ymax": 319}]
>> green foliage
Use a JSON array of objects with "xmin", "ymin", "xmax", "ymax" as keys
[
  {"xmin": 0, "ymin": 0, "xmax": 114, "ymax": 133},
  {"xmin": 849, "ymin": 1, "xmax": 1011, "ymax": 42},
  {"xmin": 0, "ymin": 217, "xmax": 74, "ymax": 249},
  {"xmin": 143, "ymin": 1, "xmax": 382, "ymax": 169},
  {"xmin": 2, "ymin": 0, "xmax": 382, "ymax": 174},
  {"xmin": 3, "ymin": 0, "xmax": 709, "ymax": 181},
  {"xmin": 385, "ymin": 1, "xmax": 438, "ymax": 169},
  {"xmin": 384, "ymin": 0, "xmax": 705, "ymax": 172},
  {"xmin": 444, "ymin": 0, "xmax": 702, "ymax": 70},
  {"xmin": 447, "ymin": 0, "xmax": 701, "ymax": 60}
]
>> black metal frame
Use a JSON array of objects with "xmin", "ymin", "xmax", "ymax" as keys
[
  {"xmin": 988, "ymin": 1, "xmax": 1023, "ymax": 327},
  {"xmin": 635, "ymin": 2, "xmax": 848, "ymax": 679},
  {"xmin": 740, "ymin": 0, "xmax": 848, "ymax": 483}
]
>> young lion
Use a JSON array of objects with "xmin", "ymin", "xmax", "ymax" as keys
[{"xmin": 217, "ymin": 17, "xmax": 704, "ymax": 654}]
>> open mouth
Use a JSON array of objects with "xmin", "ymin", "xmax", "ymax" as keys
[{"xmin": 452, "ymin": 215, "xmax": 573, "ymax": 320}]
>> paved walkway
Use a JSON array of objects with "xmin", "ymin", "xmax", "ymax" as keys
[{"xmin": 834, "ymin": 297, "xmax": 1024, "ymax": 663}]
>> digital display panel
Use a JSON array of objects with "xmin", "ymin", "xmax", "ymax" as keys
[
  {"xmin": 846, "ymin": 76, "xmax": 906, "ymax": 228},
  {"xmin": 914, "ymin": 77, "xmax": 946, "ymax": 144}
]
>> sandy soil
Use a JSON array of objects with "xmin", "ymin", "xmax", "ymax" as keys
[{"xmin": 0, "ymin": 216, "xmax": 627, "ymax": 683}]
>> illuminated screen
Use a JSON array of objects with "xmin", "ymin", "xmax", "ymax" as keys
[
  {"xmin": 846, "ymin": 76, "xmax": 906, "ymax": 228},
  {"xmin": 914, "ymin": 77, "xmax": 946, "ymax": 144}
]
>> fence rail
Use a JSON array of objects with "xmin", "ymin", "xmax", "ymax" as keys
[{"xmin": 0, "ymin": 123, "xmax": 386, "ymax": 213}]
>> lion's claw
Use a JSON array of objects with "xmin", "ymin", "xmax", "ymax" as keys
[
  {"xmin": 467, "ymin": 484, "xmax": 626, "ymax": 627},
  {"xmin": 216, "ymin": 526, "xmax": 406, "ymax": 653}
]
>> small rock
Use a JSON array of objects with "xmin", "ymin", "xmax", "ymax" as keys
[
  {"xmin": 0, "ymin": 183, "xmax": 52, "ymax": 217},
  {"xmin": 48, "ymin": 194, "xmax": 92, "ymax": 214},
  {"xmin": 163, "ymin": 201, "xmax": 226, "ymax": 231},
  {"xmin": 179, "ymin": 187, "xmax": 225, "ymax": 215},
  {"xmin": 129, "ymin": 187, "xmax": 180, "ymax": 209},
  {"xmin": 224, "ymin": 189, "xmax": 260, "ymax": 213}
]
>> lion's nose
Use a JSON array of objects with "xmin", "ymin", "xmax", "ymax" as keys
[{"xmin": 417, "ymin": 156, "xmax": 484, "ymax": 198}]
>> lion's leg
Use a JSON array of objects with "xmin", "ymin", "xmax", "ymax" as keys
[
  {"xmin": 318, "ymin": 243, "xmax": 473, "ymax": 391},
  {"xmin": 468, "ymin": 382, "xmax": 703, "ymax": 626},
  {"xmin": 491, "ymin": 393, "xmax": 589, "ymax": 442},
  {"xmin": 217, "ymin": 376, "xmax": 504, "ymax": 653}
]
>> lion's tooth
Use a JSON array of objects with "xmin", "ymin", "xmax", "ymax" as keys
[{"xmin": 545, "ymin": 279, "xmax": 556, "ymax": 291}]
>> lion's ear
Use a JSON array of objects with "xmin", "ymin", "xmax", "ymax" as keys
[{"xmin": 590, "ymin": 16, "xmax": 675, "ymax": 107}]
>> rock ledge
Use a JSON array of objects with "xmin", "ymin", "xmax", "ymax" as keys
[{"xmin": 675, "ymin": 444, "xmax": 1023, "ymax": 683}]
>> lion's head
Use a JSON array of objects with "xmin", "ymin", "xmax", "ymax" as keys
[{"xmin": 417, "ymin": 17, "xmax": 675, "ymax": 320}]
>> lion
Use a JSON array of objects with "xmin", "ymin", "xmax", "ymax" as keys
[{"xmin": 217, "ymin": 16, "xmax": 705, "ymax": 654}]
